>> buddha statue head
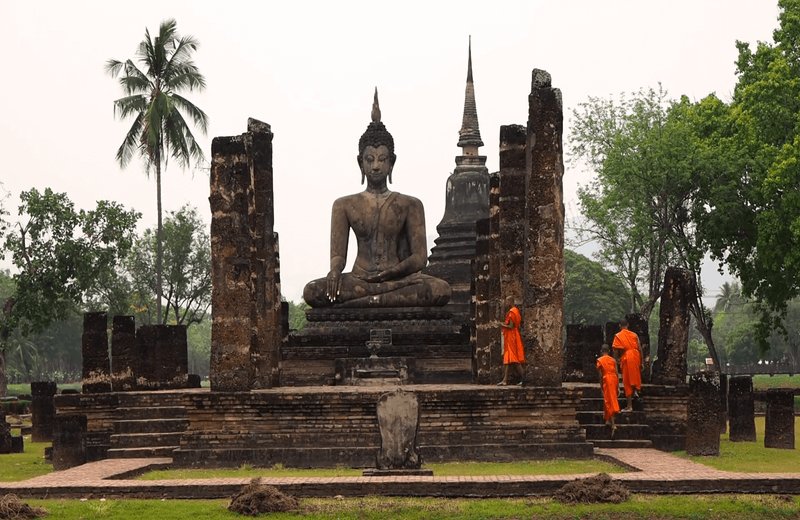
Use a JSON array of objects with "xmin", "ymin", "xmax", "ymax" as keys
[{"xmin": 358, "ymin": 88, "xmax": 396, "ymax": 185}]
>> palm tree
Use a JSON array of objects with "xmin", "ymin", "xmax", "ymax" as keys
[
  {"xmin": 714, "ymin": 281, "xmax": 742, "ymax": 313},
  {"xmin": 106, "ymin": 19, "xmax": 209, "ymax": 324}
]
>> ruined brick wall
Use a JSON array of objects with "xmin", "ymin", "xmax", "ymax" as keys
[
  {"xmin": 472, "ymin": 218, "xmax": 491, "ymax": 384},
  {"xmin": 728, "ymin": 375, "xmax": 756, "ymax": 442},
  {"xmin": 498, "ymin": 125, "xmax": 527, "ymax": 307},
  {"xmin": 110, "ymin": 316, "xmax": 137, "ymax": 391},
  {"xmin": 654, "ymin": 267, "xmax": 692, "ymax": 385},
  {"xmin": 522, "ymin": 69, "xmax": 564, "ymax": 387},
  {"xmin": 82, "ymin": 312, "xmax": 111, "ymax": 393},
  {"xmin": 487, "ymin": 172, "xmax": 503, "ymax": 384},
  {"xmin": 765, "ymin": 388, "xmax": 795, "ymax": 449},
  {"xmin": 686, "ymin": 371, "xmax": 720, "ymax": 456},
  {"xmin": 31, "ymin": 381, "xmax": 56, "ymax": 443}
]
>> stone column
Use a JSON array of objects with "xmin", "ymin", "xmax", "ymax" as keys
[
  {"xmin": 209, "ymin": 133, "xmax": 255, "ymax": 391},
  {"xmin": 487, "ymin": 172, "xmax": 503, "ymax": 385},
  {"xmin": 52, "ymin": 414, "xmax": 87, "ymax": 470},
  {"xmin": 626, "ymin": 313, "xmax": 651, "ymax": 384},
  {"xmin": 728, "ymin": 375, "xmax": 756, "ymax": 442},
  {"xmin": 562, "ymin": 324, "xmax": 582, "ymax": 382},
  {"xmin": 764, "ymin": 388, "xmax": 795, "ymax": 449},
  {"xmin": 31, "ymin": 381, "xmax": 57, "ymax": 443},
  {"xmin": 498, "ymin": 125, "xmax": 527, "ymax": 306},
  {"xmin": 110, "ymin": 316, "xmax": 137, "ymax": 392},
  {"xmin": 82, "ymin": 312, "xmax": 111, "ymax": 393},
  {"xmin": 654, "ymin": 267, "xmax": 693, "ymax": 385},
  {"xmin": 719, "ymin": 373, "xmax": 728, "ymax": 434},
  {"xmin": 686, "ymin": 371, "xmax": 720, "ymax": 456},
  {"xmin": 0, "ymin": 412, "xmax": 10, "ymax": 454},
  {"xmin": 161, "ymin": 325, "xmax": 188, "ymax": 389},
  {"xmin": 522, "ymin": 69, "xmax": 564, "ymax": 387},
  {"xmin": 472, "ymin": 218, "xmax": 492, "ymax": 384},
  {"xmin": 582, "ymin": 325, "xmax": 603, "ymax": 383},
  {"xmin": 247, "ymin": 119, "xmax": 281, "ymax": 389}
]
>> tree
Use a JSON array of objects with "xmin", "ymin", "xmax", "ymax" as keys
[
  {"xmin": 714, "ymin": 282, "xmax": 742, "ymax": 313},
  {"xmin": 568, "ymin": 87, "xmax": 723, "ymax": 369},
  {"xmin": 695, "ymin": 0, "xmax": 800, "ymax": 352},
  {"xmin": 563, "ymin": 249, "xmax": 630, "ymax": 325},
  {"xmin": 124, "ymin": 204, "xmax": 211, "ymax": 326},
  {"xmin": 106, "ymin": 19, "xmax": 209, "ymax": 325},
  {"xmin": 0, "ymin": 188, "xmax": 140, "ymax": 395}
]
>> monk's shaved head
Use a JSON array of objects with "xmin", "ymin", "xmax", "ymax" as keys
[
  {"xmin": 601, "ymin": 344, "xmax": 611, "ymax": 354},
  {"xmin": 619, "ymin": 317, "xmax": 629, "ymax": 328}
]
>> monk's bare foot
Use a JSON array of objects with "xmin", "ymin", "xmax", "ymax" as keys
[
  {"xmin": 623, "ymin": 407, "xmax": 633, "ymax": 412},
  {"xmin": 610, "ymin": 425, "xmax": 617, "ymax": 439},
  {"xmin": 497, "ymin": 381, "xmax": 506, "ymax": 386}
]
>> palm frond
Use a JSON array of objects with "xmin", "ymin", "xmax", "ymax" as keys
[
  {"xmin": 171, "ymin": 93, "xmax": 209, "ymax": 134},
  {"xmin": 112, "ymin": 94, "xmax": 148, "ymax": 120},
  {"xmin": 165, "ymin": 64, "xmax": 206, "ymax": 92},
  {"xmin": 115, "ymin": 112, "xmax": 145, "ymax": 169}
]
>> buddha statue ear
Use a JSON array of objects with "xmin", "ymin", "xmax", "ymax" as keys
[
  {"xmin": 388, "ymin": 154, "xmax": 396, "ymax": 184},
  {"xmin": 357, "ymin": 154, "xmax": 365, "ymax": 185}
]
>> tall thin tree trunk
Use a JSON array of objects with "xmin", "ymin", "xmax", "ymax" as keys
[{"xmin": 156, "ymin": 156, "xmax": 163, "ymax": 325}]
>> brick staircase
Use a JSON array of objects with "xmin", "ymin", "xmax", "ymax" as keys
[
  {"xmin": 577, "ymin": 385, "xmax": 652, "ymax": 449},
  {"xmin": 107, "ymin": 392, "xmax": 189, "ymax": 459}
]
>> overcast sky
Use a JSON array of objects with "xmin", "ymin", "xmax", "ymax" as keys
[{"xmin": 0, "ymin": 1, "xmax": 782, "ymax": 303}]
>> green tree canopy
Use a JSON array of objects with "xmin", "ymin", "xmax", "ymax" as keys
[
  {"xmin": 564, "ymin": 249, "xmax": 630, "ymax": 325},
  {"xmin": 0, "ymin": 188, "xmax": 140, "ymax": 395}
]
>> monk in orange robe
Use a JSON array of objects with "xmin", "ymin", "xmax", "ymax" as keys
[
  {"xmin": 613, "ymin": 317, "xmax": 643, "ymax": 412},
  {"xmin": 597, "ymin": 343, "xmax": 620, "ymax": 436},
  {"xmin": 498, "ymin": 296, "xmax": 524, "ymax": 386}
]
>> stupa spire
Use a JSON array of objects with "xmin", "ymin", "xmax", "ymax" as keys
[{"xmin": 458, "ymin": 36, "xmax": 483, "ymax": 153}]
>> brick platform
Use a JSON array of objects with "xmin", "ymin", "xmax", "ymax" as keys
[{"xmin": 3, "ymin": 448, "xmax": 800, "ymax": 499}]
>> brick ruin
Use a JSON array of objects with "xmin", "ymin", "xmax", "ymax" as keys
[
  {"xmin": 686, "ymin": 371, "xmax": 720, "ymax": 456},
  {"xmin": 764, "ymin": 388, "xmax": 795, "ymax": 449},
  {"xmin": 728, "ymin": 375, "xmax": 756, "ymax": 442}
]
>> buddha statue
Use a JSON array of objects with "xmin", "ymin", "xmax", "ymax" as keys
[{"xmin": 303, "ymin": 90, "xmax": 451, "ymax": 308}]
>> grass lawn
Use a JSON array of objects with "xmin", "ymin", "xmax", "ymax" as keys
[
  {"xmin": 138, "ymin": 458, "xmax": 623, "ymax": 481},
  {"xmin": 752, "ymin": 374, "xmax": 800, "ymax": 390},
  {"xmin": 6, "ymin": 382, "xmax": 82, "ymax": 396},
  {"xmin": 678, "ymin": 417, "xmax": 800, "ymax": 473},
  {"xmin": 0, "ymin": 437, "xmax": 52, "ymax": 482},
  {"xmin": 20, "ymin": 494, "xmax": 800, "ymax": 519}
]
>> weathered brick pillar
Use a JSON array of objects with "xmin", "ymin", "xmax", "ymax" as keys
[
  {"xmin": 472, "ymin": 218, "xmax": 492, "ymax": 384},
  {"xmin": 161, "ymin": 325, "xmax": 188, "ymax": 389},
  {"xmin": 110, "ymin": 316, "xmax": 137, "ymax": 392},
  {"xmin": 728, "ymin": 375, "xmax": 756, "ymax": 442},
  {"xmin": 247, "ymin": 119, "xmax": 281, "ymax": 389},
  {"xmin": 654, "ymin": 267, "xmax": 692, "ymax": 385},
  {"xmin": 31, "ymin": 381, "xmax": 57, "ymax": 442},
  {"xmin": 498, "ymin": 124, "xmax": 527, "ymax": 306},
  {"xmin": 210, "ymin": 132, "xmax": 255, "ymax": 391},
  {"xmin": 719, "ymin": 373, "xmax": 728, "ymax": 434},
  {"xmin": 764, "ymin": 388, "xmax": 795, "ymax": 449},
  {"xmin": 487, "ymin": 172, "xmax": 503, "ymax": 384},
  {"xmin": 52, "ymin": 414, "xmax": 87, "ymax": 470},
  {"xmin": 82, "ymin": 312, "xmax": 111, "ymax": 393},
  {"xmin": 0, "ymin": 412, "xmax": 10, "ymax": 454},
  {"xmin": 686, "ymin": 371, "xmax": 720, "ymax": 456},
  {"xmin": 522, "ymin": 69, "xmax": 564, "ymax": 387},
  {"xmin": 626, "ymin": 313, "xmax": 651, "ymax": 385},
  {"xmin": 582, "ymin": 325, "xmax": 603, "ymax": 383}
]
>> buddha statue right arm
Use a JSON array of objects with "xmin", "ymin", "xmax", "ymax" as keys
[{"xmin": 326, "ymin": 198, "xmax": 349, "ymax": 301}]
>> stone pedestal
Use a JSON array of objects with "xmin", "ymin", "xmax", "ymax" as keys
[
  {"xmin": 522, "ymin": 69, "xmax": 564, "ymax": 387},
  {"xmin": 285, "ymin": 308, "xmax": 468, "ymax": 386},
  {"xmin": 653, "ymin": 267, "xmax": 692, "ymax": 385},
  {"xmin": 31, "ymin": 381, "xmax": 57, "ymax": 443},
  {"xmin": 375, "ymin": 390, "xmax": 421, "ymax": 470},
  {"xmin": 335, "ymin": 357, "xmax": 416, "ymax": 386},
  {"xmin": 82, "ymin": 312, "xmax": 111, "ymax": 393},
  {"xmin": 764, "ymin": 389, "xmax": 795, "ymax": 449},
  {"xmin": 686, "ymin": 372, "xmax": 720, "ymax": 456},
  {"xmin": 728, "ymin": 375, "xmax": 756, "ymax": 442},
  {"xmin": 110, "ymin": 316, "xmax": 137, "ymax": 391},
  {"xmin": 52, "ymin": 414, "xmax": 87, "ymax": 470}
]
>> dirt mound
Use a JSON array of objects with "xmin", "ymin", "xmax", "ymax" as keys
[
  {"xmin": 0, "ymin": 495, "xmax": 47, "ymax": 520},
  {"xmin": 227, "ymin": 477, "xmax": 299, "ymax": 516},
  {"xmin": 553, "ymin": 473, "xmax": 630, "ymax": 504}
]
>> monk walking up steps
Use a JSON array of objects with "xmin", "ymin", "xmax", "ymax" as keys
[
  {"xmin": 597, "ymin": 344, "xmax": 620, "ymax": 437},
  {"xmin": 498, "ymin": 296, "xmax": 524, "ymax": 386},
  {"xmin": 613, "ymin": 317, "xmax": 643, "ymax": 412}
]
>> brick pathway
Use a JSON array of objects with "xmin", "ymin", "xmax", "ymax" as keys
[{"xmin": 2, "ymin": 449, "xmax": 799, "ymax": 499}]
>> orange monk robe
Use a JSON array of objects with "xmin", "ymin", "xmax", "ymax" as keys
[
  {"xmin": 503, "ymin": 306, "xmax": 525, "ymax": 364},
  {"xmin": 596, "ymin": 354, "xmax": 620, "ymax": 421},
  {"xmin": 613, "ymin": 328, "xmax": 642, "ymax": 397}
]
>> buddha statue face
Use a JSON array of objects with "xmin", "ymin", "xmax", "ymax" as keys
[{"xmin": 358, "ymin": 145, "xmax": 395, "ymax": 187}]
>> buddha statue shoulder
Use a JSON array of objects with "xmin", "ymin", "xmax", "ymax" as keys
[{"xmin": 303, "ymin": 90, "xmax": 451, "ymax": 308}]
